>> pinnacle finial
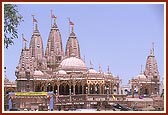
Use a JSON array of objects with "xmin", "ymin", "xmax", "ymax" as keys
[
  {"xmin": 22, "ymin": 34, "xmax": 27, "ymax": 49},
  {"xmin": 152, "ymin": 42, "xmax": 154, "ymax": 55},
  {"xmin": 150, "ymin": 49, "xmax": 153, "ymax": 56},
  {"xmin": 4, "ymin": 67, "xmax": 6, "ymax": 77},
  {"xmin": 90, "ymin": 60, "xmax": 93, "ymax": 69},
  {"xmin": 83, "ymin": 55, "xmax": 85, "ymax": 63},
  {"xmin": 69, "ymin": 19, "xmax": 74, "ymax": 33},
  {"xmin": 71, "ymin": 26, "xmax": 74, "ymax": 33},
  {"xmin": 99, "ymin": 64, "xmax": 101, "ymax": 72},
  {"xmin": 54, "ymin": 18, "xmax": 56, "ymax": 25},
  {"xmin": 107, "ymin": 65, "xmax": 110, "ymax": 73},
  {"xmin": 35, "ymin": 23, "xmax": 38, "ymax": 31},
  {"xmin": 140, "ymin": 64, "xmax": 143, "ymax": 74}
]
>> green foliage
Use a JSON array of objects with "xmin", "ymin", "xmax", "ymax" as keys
[{"xmin": 4, "ymin": 4, "xmax": 23, "ymax": 48}]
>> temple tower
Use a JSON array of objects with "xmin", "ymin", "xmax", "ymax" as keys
[
  {"xmin": 144, "ymin": 43, "xmax": 160, "ymax": 95},
  {"xmin": 65, "ymin": 23, "xmax": 81, "ymax": 59},
  {"xmin": 15, "ymin": 43, "xmax": 34, "ymax": 92},
  {"xmin": 29, "ymin": 23, "xmax": 45, "ymax": 70},
  {"xmin": 45, "ymin": 18, "xmax": 64, "ymax": 70}
]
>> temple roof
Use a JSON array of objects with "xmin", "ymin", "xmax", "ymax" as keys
[
  {"xmin": 144, "ymin": 47, "xmax": 160, "ymax": 80},
  {"xmin": 60, "ymin": 57, "xmax": 87, "ymax": 71},
  {"xmin": 65, "ymin": 25, "xmax": 81, "ymax": 59}
]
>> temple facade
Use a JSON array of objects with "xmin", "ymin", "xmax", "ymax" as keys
[
  {"xmin": 15, "ymin": 18, "xmax": 121, "ymax": 95},
  {"xmin": 4, "ymin": 16, "xmax": 163, "ymax": 111},
  {"xmin": 129, "ymin": 47, "xmax": 160, "ymax": 97},
  {"xmin": 10, "ymin": 17, "xmax": 123, "ymax": 110}
]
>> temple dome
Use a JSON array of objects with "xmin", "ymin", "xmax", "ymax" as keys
[
  {"xmin": 88, "ymin": 68, "xmax": 97, "ymax": 74},
  {"xmin": 60, "ymin": 57, "xmax": 87, "ymax": 71},
  {"xmin": 138, "ymin": 73, "xmax": 147, "ymax": 81},
  {"xmin": 4, "ymin": 77, "xmax": 10, "ymax": 83},
  {"xmin": 34, "ymin": 70, "xmax": 44, "ymax": 76},
  {"xmin": 56, "ymin": 70, "xmax": 67, "ymax": 75}
]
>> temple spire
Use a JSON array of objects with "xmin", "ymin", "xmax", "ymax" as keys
[
  {"xmin": 65, "ymin": 19, "xmax": 80, "ymax": 58},
  {"xmin": 71, "ymin": 25, "xmax": 74, "ymax": 33},
  {"xmin": 99, "ymin": 64, "xmax": 102, "ymax": 72},
  {"xmin": 45, "ymin": 13, "xmax": 64, "ymax": 70},
  {"xmin": 51, "ymin": 10, "xmax": 57, "ymax": 27},
  {"xmin": 152, "ymin": 42, "xmax": 154, "ymax": 55},
  {"xmin": 32, "ymin": 14, "xmax": 38, "ymax": 32},
  {"xmin": 4, "ymin": 67, "xmax": 7, "ymax": 78},
  {"xmin": 90, "ymin": 60, "xmax": 93, "ymax": 69},
  {"xmin": 107, "ymin": 65, "xmax": 110, "ymax": 74},
  {"xmin": 35, "ymin": 23, "xmax": 38, "ymax": 31},
  {"xmin": 68, "ymin": 18, "xmax": 75, "ymax": 35},
  {"xmin": 22, "ymin": 34, "xmax": 28, "ymax": 49},
  {"xmin": 149, "ymin": 42, "xmax": 155, "ymax": 56},
  {"xmin": 150, "ymin": 49, "xmax": 153, "ymax": 55},
  {"xmin": 50, "ymin": 9, "xmax": 53, "ymax": 27},
  {"xmin": 140, "ymin": 64, "xmax": 143, "ymax": 74},
  {"xmin": 54, "ymin": 18, "xmax": 56, "ymax": 25},
  {"xmin": 83, "ymin": 55, "xmax": 85, "ymax": 63}
]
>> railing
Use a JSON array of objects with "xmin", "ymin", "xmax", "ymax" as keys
[{"xmin": 54, "ymin": 94, "xmax": 127, "ymax": 104}]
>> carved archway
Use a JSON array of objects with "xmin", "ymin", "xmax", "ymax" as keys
[{"xmin": 6, "ymin": 88, "xmax": 15, "ymax": 94}]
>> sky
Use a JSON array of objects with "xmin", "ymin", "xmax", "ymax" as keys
[{"xmin": 3, "ymin": 3, "xmax": 165, "ymax": 85}]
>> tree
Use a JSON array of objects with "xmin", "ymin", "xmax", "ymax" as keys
[{"xmin": 4, "ymin": 4, "xmax": 23, "ymax": 49}]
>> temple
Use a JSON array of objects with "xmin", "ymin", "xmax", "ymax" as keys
[{"xmin": 4, "ymin": 15, "xmax": 164, "ymax": 111}]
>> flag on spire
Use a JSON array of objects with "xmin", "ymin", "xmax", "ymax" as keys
[
  {"xmin": 32, "ymin": 14, "xmax": 37, "ymax": 22},
  {"xmin": 51, "ymin": 14, "xmax": 56, "ymax": 19},
  {"xmin": 33, "ymin": 18, "xmax": 38, "ymax": 22},
  {"xmin": 23, "ymin": 38, "xmax": 28, "ymax": 42},
  {"xmin": 69, "ymin": 21, "xmax": 74, "ymax": 26},
  {"xmin": 90, "ymin": 60, "xmax": 93, "ymax": 68},
  {"xmin": 68, "ymin": 17, "xmax": 74, "ymax": 25},
  {"xmin": 107, "ymin": 65, "xmax": 110, "ymax": 72},
  {"xmin": 22, "ymin": 34, "xmax": 28, "ymax": 42}
]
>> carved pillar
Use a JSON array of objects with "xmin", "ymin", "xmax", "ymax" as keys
[
  {"xmin": 45, "ymin": 82, "xmax": 47, "ymax": 92},
  {"xmin": 52, "ymin": 83, "xmax": 54, "ymax": 92},
  {"xmin": 73, "ymin": 82, "xmax": 75, "ymax": 95},
  {"xmin": 109, "ymin": 82, "xmax": 112, "ymax": 94},
  {"xmin": 100, "ymin": 84, "xmax": 102, "ymax": 94},
  {"xmin": 57, "ymin": 82, "xmax": 60, "ymax": 95},
  {"xmin": 88, "ymin": 84, "xmax": 90, "ymax": 94},
  {"xmin": 117, "ymin": 84, "xmax": 119, "ymax": 94},
  {"xmin": 102, "ymin": 84, "xmax": 104, "ymax": 94},
  {"xmin": 132, "ymin": 84, "xmax": 134, "ymax": 98},
  {"xmin": 33, "ymin": 80, "xmax": 36, "ymax": 92},
  {"xmin": 78, "ymin": 85, "xmax": 80, "ymax": 94},
  {"xmin": 64, "ymin": 85, "xmax": 66, "ymax": 94},
  {"xmin": 82, "ymin": 84, "xmax": 84, "ymax": 94},
  {"xmin": 111, "ymin": 82, "xmax": 114, "ymax": 94},
  {"xmin": 138, "ymin": 83, "xmax": 140, "ymax": 96},
  {"xmin": 93, "ymin": 84, "xmax": 95, "ymax": 94}
]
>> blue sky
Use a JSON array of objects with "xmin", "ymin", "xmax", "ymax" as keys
[{"xmin": 4, "ymin": 3, "xmax": 165, "ymax": 85}]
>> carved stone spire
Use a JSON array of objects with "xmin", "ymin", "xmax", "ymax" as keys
[
  {"xmin": 144, "ymin": 43, "xmax": 159, "ymax": 80},
  {"xmin": 45, "ymin": 17, "xmax": 64, "ymax": 69},
  {"xmin": 29, "ymin": 23, "xmax": 44, "ymax": 64},
  {"xmin": 144, "ymin": 43, "xmax": 160, "ymax": 95},
  {"xmin": 65, "ymin": 24, "xmax": 81, "ymax": 59}
]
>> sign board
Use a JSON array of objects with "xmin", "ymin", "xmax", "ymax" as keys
[{"xmin": 15, "ymin": 92, "xmax": 47, "ymax": 96}]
